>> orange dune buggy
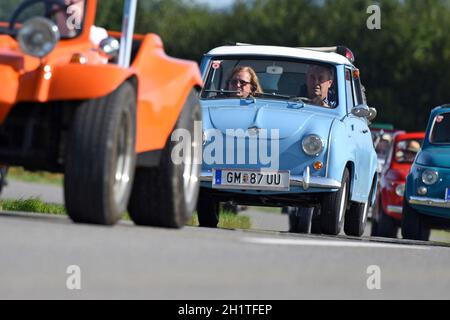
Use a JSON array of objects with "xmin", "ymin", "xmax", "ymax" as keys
[{"xmin": 0, "ymin": 0, "xmax": 203, "ymax": 227}]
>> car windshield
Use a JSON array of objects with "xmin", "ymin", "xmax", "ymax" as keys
[
  {"xmin": 430, "ymin": 112, "xmax": 450, "ymax": 144},
  {"xmin": 394, "ymin": 138, "xmax": 423, "ymax": 164},
  {"xmin": 0, "ymin": 0, "xmax": 86, "ymax": 39},
  {"xmin": 201, "ymin": 57, "xmax": 338, "ymax": 108}
]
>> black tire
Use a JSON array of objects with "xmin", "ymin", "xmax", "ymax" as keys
[
  {"xmin": 197, "ymin": 190, "xmax": 220, "ymax": 228},
  {"xmin": 370, "ymin": 198, "xmax": 381, "ymax": 236},
  {"xmin": 0, "ymin": 166, "xmax": 8, "ymax": 195},
  {"xmin": 65, "ymin": 82, "xmax": 137, "ymax": 225},
  {"xmin": 222, "ymin": 202, "xmax": 238, "ymax": 214},
  {"xmin": 401, "ymin": 198, "xmax": 430, "ymax": 241},
  {"xmin": 320, "ymin": 168, "xmax": 350, "ymax": 235},
  {"xmin": 311, "ymin": 208, "xmax": 322, "ymax": 234},
  {"xmin": 370, "ymin": 218, "xmax": 378, "ymax": 236},
  {"xmin": 344, "ymin": 200, "xmax": 369, "ymax": 237},
  {"xmin": 377, "ymin": 209, "xmax": 398, "ymax": 238},
  {"xmin": 289, "ymin": 207, "xmax": 314, "ymax": 233},
  {"xmin": 128, "ymin": 90, "xmax": 202, "ymax": 228}
]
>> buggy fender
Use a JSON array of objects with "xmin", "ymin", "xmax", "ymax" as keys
[
  {"xmin": 48, "ymin": 64, "xmax": 135, "ymax": 101},
  {"xmin": 132, "ymin": 33, "xmax": 203, "ymax": 154}
]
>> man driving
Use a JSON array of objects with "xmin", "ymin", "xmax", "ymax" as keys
[{"xmin": 306, "ymin": 64, "xmax": 335, "ymax": 107}]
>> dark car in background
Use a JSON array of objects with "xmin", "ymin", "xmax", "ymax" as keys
[
  {"xmin": 371, "ymin": 132, "xmax": 424, "ymax": 237},
  {"xmin": 402, "ymin": 105, "xmax": 450, "ymax": 241}
]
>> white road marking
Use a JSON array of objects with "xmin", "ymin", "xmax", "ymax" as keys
[{"xmin": 242, "ymin": 237, "xmax": 430, "ymax": 250}]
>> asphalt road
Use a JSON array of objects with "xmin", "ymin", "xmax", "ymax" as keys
[{"xmin": 1, "ymin": 180, "xmax": 450, "ymax": 299}]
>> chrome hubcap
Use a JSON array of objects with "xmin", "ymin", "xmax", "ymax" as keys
[
  {"xmin": 338, "ymin": 183, "xmax": 347, "ymax": 223},
  {"xmin": 113, "ymin": 112, "xmax": 133, "ymax": 207},
  {"xmin": 182, "ymin": 132, "xmax": 200, "ymax": 210}
]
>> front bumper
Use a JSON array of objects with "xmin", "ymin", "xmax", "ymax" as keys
[
  {"xmin": 200, "ymin": 167, "xmax": 341, "ymax": 191},
  {"xmin": 408, "ymin": 196, "xmax": 450, "ymax": 209},
  {"xmin": 386, "ymin": 205, "xmax": 403, "ymax": 213}
]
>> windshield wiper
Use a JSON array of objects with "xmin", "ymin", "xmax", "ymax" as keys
[
  {"xmin": 252, "ymin": 92, "xmax": 292, "ymax": 100},
  {"xmin": 288, "ymin": 96, "xmax": 311, "ymax": 103},
  {"xmin": 202, "ymin": 89, "xmax": 241, "ymax": 99}
]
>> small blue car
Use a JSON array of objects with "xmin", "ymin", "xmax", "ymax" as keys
[
  {"xmin": 402, "ymin": 105, "xmax": 450, "ymax": 240},
  {"xmin": 197, "ymin": 44, "xmax": 378, "ymax": 236}
]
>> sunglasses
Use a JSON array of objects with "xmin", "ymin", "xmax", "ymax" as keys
[{"xmin": 230, "ymin": 79, "xmax": 251, "ymax": 87}]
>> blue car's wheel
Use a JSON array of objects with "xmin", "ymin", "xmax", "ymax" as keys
[
  {"xmin": 401, "ymin": 198, "xmax": 430, "ymax": 241},
  {"xmin": 197, "ymin": 190, "xmax": 220, "ymax": 228},
  {"xmin": 344, "ymin": 200, "xmax": 369, "ymax": 237},
  {"xmin": 289, "ymin": 207, "xmax": 314, "ymax": 233},
  {"xmin": 320, "ymin": 168, "xmax": 349, "ymax": 235}
]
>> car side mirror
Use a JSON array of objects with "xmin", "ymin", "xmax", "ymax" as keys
[
  {"xmin": 99, "ymin": 37, "xmax": 120, "ymax": 59},
  {"xmin": 367, "ymin": 107, "xmax": 377, "ymax": 121},
  {"xmin": 352, "ymin": 104, "xmax": 377, "ymax": 121}
]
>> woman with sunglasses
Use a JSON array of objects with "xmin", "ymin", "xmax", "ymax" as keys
[{"xmin": 227, "ymin": 66, "xmax": 263, "ymax": 98}]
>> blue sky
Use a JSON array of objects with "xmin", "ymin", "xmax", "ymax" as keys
[{"xmin": 192, "ymin": 0, "xmax": 236, "ymax": 9}]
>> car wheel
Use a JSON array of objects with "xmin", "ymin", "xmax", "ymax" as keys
[
  {"xmin": 197, "ymin": 190, "xmax": 220, "ymax": 228},
  {"xmin": 128, "ymin": 89, "xmax": 201, "ymax": 228},
  {"xmin": 310, "ymin": 208, "xmax": 322, "ymax": 234},
  {"xmin": 320, "ymin": 168, "xmax": 349, "ymax": 235},
  {"xmin": 289, "ymin": 207, "xmax": 314, "ymax": 233},
  {"xmin": 344, "ymin": 200, "xmax": 369, "ymax": 237},
  {"xmin": 0, "ymin": 166, "xmax": 8, "ymax": 195},
  {"xmin": 370, "ymin": 198, "xmax": 381, "ymax": 236},
  {"xmin": 401, "ymin": 198, "xmax": 430, "ymax": 241},
  {"xmin": 65, "ymin": 81, "xmax": 136, "ymax": 225},
  {"xmin": 222, "ymin": 201, "xmax": 238, "ymax": 214},
  {"xmin": 376, "ymin": 209, "xmax": 398, "ymax": 238}
]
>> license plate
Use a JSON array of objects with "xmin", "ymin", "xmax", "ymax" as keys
[
  {"xmin": 212, "ymin": 169, "xmax": 290, "ymax": 191},
  {"xmin": 446, "ymin": 188, "xmax": 450, "ymax": 201}
]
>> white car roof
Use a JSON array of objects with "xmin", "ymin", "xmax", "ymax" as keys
[{"xmin": 206, "ymin": 45, "xmax": 354, "ymax": 66}]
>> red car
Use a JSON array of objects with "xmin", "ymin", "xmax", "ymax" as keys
[{"xmin": 371, "ymin": 132, "xmax": 425, "ymax": 237}]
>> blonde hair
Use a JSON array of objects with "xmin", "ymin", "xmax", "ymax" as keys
[{"xmin": 228, "ymin": 66, "xmax": 264, "ymax": 94}]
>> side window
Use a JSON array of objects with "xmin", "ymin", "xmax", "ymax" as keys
[
  {"xmin": 345, "ymin": 68, "xmax": 355, "ymax": 112},
  {"xmin": 352, "ymin": 74, "xmax": 364, "ymax": 106}
]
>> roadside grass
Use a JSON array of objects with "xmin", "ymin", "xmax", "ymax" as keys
[
  {"xmin": 187, "ymin": 212, "xmax": 251, "ymax": 229},
  {"xmin": 0, "ymin": 198, "xmax": 66, "ymax": 215},
  {"xmin": 8, "ymin": 167, "xmax": 63, "ymax": 185},
  {"xmin": 0, "ymin": 198, "xmax": 252, "ymax": 229}
]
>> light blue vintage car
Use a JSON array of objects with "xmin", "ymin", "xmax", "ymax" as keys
[
  {"xmin": 197, "ymin": 44, "xmax": 378, "ymax": 236},
  {"xmin": 402, "ymin": 105, "xmax": 450, "ymax": 240}
]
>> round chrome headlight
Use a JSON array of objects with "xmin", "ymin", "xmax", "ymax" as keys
[
  {"xmin": 302, "ymin": 134, "xmax": 324, "ymax": 156},
  {"xmin": 18, "ymin": 17, "xmax": 60, "ymax": 58},
  {"xmin": 395, "ymin": 184, "xmax": 405, "ymax": 197},
  {"xmin": 422, "ymin": 170, "xmax": 439, "ymax": 185}
]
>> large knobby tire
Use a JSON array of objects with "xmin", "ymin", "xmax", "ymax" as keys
[
  {"xmin": 128, "ymin": 89, "xmax": 201, "ymax": 228},
  {"xmin": 65, "ymin": 82, "xmax": 137, "ymax": 225},
  {"xmin": 320, "ymin": 168, "xmax": 350, "ymax": 235},
  {"xmin": 344, "ymin": 200, "xmax": 369, "ymax": 237},
  {"xmin": 197, "ymin": 191, "xmax": 220, "ymax": 228},
  {"xmin": 376, "ymin": 209, "xmax": 398, "ymax": 238},
  {"xmin": 289, "ymin": 207, "xmax": 314, "ymax": 233},
  {"xmin": 401, "ymin": 198, "xmax": 430, "ymax": 241}
]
